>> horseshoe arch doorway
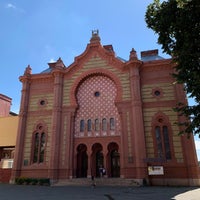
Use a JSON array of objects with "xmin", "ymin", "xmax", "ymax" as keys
[
  {"xmin": 76, "ymin": 144, "xmax": 88, "ymax": 178},
  {"xmin": 91, "ymin": 143, "xmax": 103, "ymax": 177},
  {"xmin": 107, "ymin": 142, "xmax": 120, "ymax": 177}
]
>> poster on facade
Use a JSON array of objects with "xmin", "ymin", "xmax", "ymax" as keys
[
  {"xmin": 148, "ymin": 166, "xmax": 164, "ymax": 175},
  {"xmin": 1, "ymin": 159, "xmax": 13, "ymax": 168}
]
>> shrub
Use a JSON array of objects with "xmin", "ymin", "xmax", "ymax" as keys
[
  {"xmin": 38, "ymin": 178, "xmax": 50, "ymax": 186},
  {"xmin": 15, "ymin": 177, "xmax": 26, "ymax": 185},
  {"xmin": 31, "ymin": 178, "xmax": 38, "ymax": 185},
  {"xmin": 15, "ymin": 177, "xmax": 50, "ymax": 186}
]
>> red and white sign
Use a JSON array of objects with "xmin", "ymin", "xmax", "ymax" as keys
[{"xmin": 148, "ymin": 166, "xmax": 164, "ymax": 175}]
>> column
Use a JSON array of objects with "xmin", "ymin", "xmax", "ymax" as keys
[
  {"xmin": 117, "ymin": 106, "xmax": 126, "ymax": 178},
  {"xmin": 68, "ymin": 110, "xmax": 75, "ymax": 178},
  {"xmin": 87, "ymin": 148, "xmax": 92, "ymax": 178},
  {"xmin": 102, "ymin": 150, "xmax": 107, "ymax": 177}
]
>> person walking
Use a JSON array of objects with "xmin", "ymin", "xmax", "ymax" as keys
[{"xmin": 91, "ymin": 176, "xmax": 96, "ymax": 188}]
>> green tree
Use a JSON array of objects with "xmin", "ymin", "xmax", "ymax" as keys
[{"xmin": 145, "ymin": 0, "xmax": 200, "ymax": 136}]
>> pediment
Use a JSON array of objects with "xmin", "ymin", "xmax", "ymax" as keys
[{"xmin": 66, "ymin": 33, "xmax": 125, "ymax": 74}]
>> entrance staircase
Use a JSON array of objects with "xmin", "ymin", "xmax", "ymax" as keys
[{"xmin": 53, "ymin": 178, "xmax": 141, "ymax": 187}]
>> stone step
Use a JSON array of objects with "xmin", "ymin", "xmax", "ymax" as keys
[{"xmin": 53, "ymin": 178, "xmax": 141, "ymax": 187}]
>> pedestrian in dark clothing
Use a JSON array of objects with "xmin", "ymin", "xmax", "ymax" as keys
[{"xmin": 91, "ymin": 176, "xmax": 96, "ymax": 188}]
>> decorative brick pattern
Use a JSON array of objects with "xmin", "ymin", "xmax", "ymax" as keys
[{"xmin": 75, "ymin": 75, "xmax": 121, "ymax": 137}]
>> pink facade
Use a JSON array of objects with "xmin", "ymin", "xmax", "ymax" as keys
[
  {"xmin": 75, "ymin": 75, "xmax": 121, "ymax": 137},
  {"xmin": 11, "ymin": 31, "xmax": 200, "ymax": 186}
]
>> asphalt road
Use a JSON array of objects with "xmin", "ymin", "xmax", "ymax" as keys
[{"xmin": 0, "ymin": 184, "xmax": 199, "ymax": 200}]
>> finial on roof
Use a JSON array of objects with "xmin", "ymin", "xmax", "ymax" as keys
[
  {"xmin": 55, "ymin": 57, "xmax": 65, "ymax": 68},
  {"xmin": 57, "ymin": 57, "xmax": 62, "ymax": 63},
  {"xmin": 24, "ymin": 65, "xmax": 32, "ymax": 75},
  {"xmin": 90, "ymin": 29, "xmax": 101, "ymax": 43},
  {"xmin": 92, "ymin": 29, "xmax": 99, "ymax": 36},
  {"xmin": 129, "ymin": 48, "xmax": 138, "ymax": 60}
]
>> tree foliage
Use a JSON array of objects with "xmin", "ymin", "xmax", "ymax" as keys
[{"xmin": 145, "ymin": 0, "xmax": 200, "ymax": 136}]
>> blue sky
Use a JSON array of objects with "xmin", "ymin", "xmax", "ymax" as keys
[{"xmin": 0, "ymin": 0, "xmax": 199, "ymax": 160}]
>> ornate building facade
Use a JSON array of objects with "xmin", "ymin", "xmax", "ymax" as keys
[{"xmin": 11, "ymin": 31, "xmax": 200, "ymax": 185}]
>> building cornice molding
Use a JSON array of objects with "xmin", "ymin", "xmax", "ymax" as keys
[{"xmin": 141, "ymin": 58, "xmax": 174, "ymax": 72}]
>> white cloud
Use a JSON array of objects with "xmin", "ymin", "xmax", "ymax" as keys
[
  {"xmin": 195, "ymin": 140, "xmax": 200, "ymax": 150},
  {"xmin": 193, "ymin": 139, "xmax": 200, "ymax": 161},
  {"xmin": 49, "ymin": 58, "xmax": 56, "ymax": 63},
  {"xmin": 5, "ymin": 3, "xmax": 25, "ymax": 13},
  {"xmin": 6, "ymin": 3, "xmax": 16, "ymax": 9}
]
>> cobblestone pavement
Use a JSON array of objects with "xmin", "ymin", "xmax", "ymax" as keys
[{"xmin": 0, "ymin": 184, "xmax": 199, "ymax": 200}]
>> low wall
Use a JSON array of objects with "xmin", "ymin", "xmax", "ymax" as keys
[{"xmin": 0, "ymin": 168, "xmax": 11, "ymax": 183}]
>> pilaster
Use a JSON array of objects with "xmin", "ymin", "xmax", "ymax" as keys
[
  {"xmin": 87, "ymin": 148, "xmax": 92, "ymax": 178},
  {"xmin": 49, "ymin": 63, "xmax": 64, "ymax": 181},
  {"xmin": 11, "ymin": 66, "xmax": 32, "ymax": 181},
  {"xmin": 68, "ymin": 109, "xmax": 76, "ymax": 178},
  {"xmin": 125, "ymin": 49, "xmax": 147, "ymax": 178},
  {"xmin": 175, "ymin": 83, "xmax": 200, "ymax": 181}
]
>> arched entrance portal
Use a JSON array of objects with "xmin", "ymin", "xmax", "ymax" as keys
[
  {"xmin": 107, "ymin": 142, "xmax": 120, "ymax": 177},
  {"xmin": 91, "ymin": 143, "xmax": 103, "ymax": 177},
  {"xmin": 76, "ymin": 144, "xmax": 88, "ymax": 178}
]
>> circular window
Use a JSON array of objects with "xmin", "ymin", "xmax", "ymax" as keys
[
  {"xmin": 40, "ymin": 100, "xmax": 46, "ymax": 105},
  {"xmin": 152, "ymin": 88, "xmax": 163, "ymax": 98},
  {"xmin": 154, "ymin": 90, "xmax": 161, "ymax": 96},
  {"xmin": 94, "ymin": 91, "xmax": 100, "ymax": 97}
]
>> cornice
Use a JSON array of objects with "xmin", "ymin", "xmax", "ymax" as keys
[
  {"xmin": 28, "ymin": 110, "xmax": 52, "ymax": 117},
  {"xmin": 141, "ymin": 58, "xmax": 173, "ymax": 72},
  {"xmin": 142, "ymin": 100, "xmax": 177, "ymax": 109},
  {"xmin": 124, "ymin": 59, "xmax": 143, "ymax": 68},
  {"xmin": 19, "ymin": 73, "xmax": 53, "ymax": 83}
]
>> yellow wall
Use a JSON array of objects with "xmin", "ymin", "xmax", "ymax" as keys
[
  {"xmin": 23, "ymin": 115, "xmax": 52, "ymax": 163},
  {"xmin": 142, "ymin": 82, "xmax": 184, "ymax": 162},
  {"xmin": 28, "ymin": 93, "xmax": 54, "ymax": 112},
  {"xmin": 142, "ymin": 82, "xmax": 175, "ymax": 102},
  {"xmin": 0, "ymin": 116, "xmax": 18, "ymax": 146},
  {"xmin": 21, "ymin": 80, "xmax": 54, "ymax": 162},
  {"xmin": 143, "ymin": 107, "xmax": 183, "ymax": 161}
]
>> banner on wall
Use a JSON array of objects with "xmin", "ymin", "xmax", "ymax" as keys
[
  {"xmin": 1, "ymin": 159, "xmax": 13, "ymax": 169},
  {"xmin": 148, "ymin": 166, "xmax": 164, "ymax": 175}
]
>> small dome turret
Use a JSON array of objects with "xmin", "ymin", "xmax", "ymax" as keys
[
  {"xmin": 90, "ymin": 30, "xmax": 101, "ymax": 43},
  {"xmin": 129, "ymin": 48, "xmax": 138, "ymax": 60}
]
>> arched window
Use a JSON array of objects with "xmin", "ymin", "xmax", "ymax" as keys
[
  {"xmin": 154, "ymin": 118, "xmax": 172, "ymax": 160},
  {"xmin": 110, "ymin": 118, "xmax": 115, "ymax": 130},
  {"xmin": 163, "ymin": 126, "xmax": 171, "ymax": 160},
  {"xmin": 95, "ymin": 119, "xmax": 99, "ymax": 131},
  {"xmin": 80, "ymin": 120, "xmax": 85, "ymax": 132},
  {"xmin": 39, "ymin": 133, "xmax": 45, "ymax": 163},
  {"xmin": 87, "ymin": 119, "xmax": 92, "ymax": 131},
  {"xmin": 33, "ymin": 133, "xmax": 39, "ymax": 163},
  {"xmin": 33, "ymin": 132, "xmax": 46, "ymax": 163},
  {"xmin": 102, "ymin": 118, "xmax": 107, "ymax": 131},
  {"xmin": 32, "ymin": 124, "xmax": 47, "ymax": 164},
  {"xmin": 155, "ymin": 126, "xmax": 163, "ymax": 158}
]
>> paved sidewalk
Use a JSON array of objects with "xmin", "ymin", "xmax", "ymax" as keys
[{"xmin": 0, "ymin": 184, "xmax": 199, "ymax": 200}]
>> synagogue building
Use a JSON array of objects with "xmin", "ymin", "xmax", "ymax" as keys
[{"xmin": 11, "ymin": 31, "xmax": 200, "ymax": 186}]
